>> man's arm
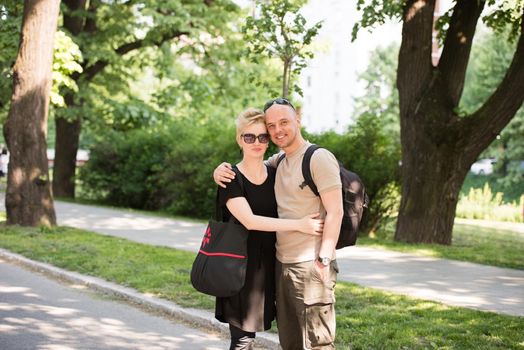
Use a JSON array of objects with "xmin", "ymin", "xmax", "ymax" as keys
[
  {"xmin": 213, "ymin": 162, "xmax": 235, "ymax": 188},
  {"xmin": 315, "ymin": 188, "xmax": 343, "ymax": 281},
  {"xmin": 212, "ymin": 152, "xmax": 282, "ymax": 188}
]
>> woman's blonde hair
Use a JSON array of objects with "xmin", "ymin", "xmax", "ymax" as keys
[{"xmin": 235, "ymin": 108, "xmax": 265, "ymax": 138}]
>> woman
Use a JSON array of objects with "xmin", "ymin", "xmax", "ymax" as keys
[{"xmin": 215, "ymin": 108, "xmax": 323, "ymax": 349}]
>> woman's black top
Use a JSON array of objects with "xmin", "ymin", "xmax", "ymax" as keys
[{"xmin": 214, "ymin": 165, "xmax": 277, "ymax": 332}]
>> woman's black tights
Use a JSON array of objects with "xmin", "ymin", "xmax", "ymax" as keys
[{"xmin": 229, "ymin": 324, "xmax": 255, "ymax": 350}]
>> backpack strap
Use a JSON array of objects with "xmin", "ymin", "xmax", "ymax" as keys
[
  {"xmin": 276, "ymin": 152, "xmax": 286, "ymax": 168},
  {"xmin": 302, "ymin": 144, "xmax": 321, "ymax": 197}
]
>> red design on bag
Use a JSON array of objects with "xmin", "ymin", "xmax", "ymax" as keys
[
  {"xmin": 201, "ymin": 225, "xmax": 211, "ymax": 247},
  {"xmin": 197, "ymin": 250, "xmax": 245, "ymax": 259}
]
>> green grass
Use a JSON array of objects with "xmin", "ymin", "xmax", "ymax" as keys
[
  {"xmin": 0, "ymin": 224, "xmax": 522, "ymax": 349},
  {"xmin": 360, "ymin": 222, "xmax": 524, "ymax": 270}
]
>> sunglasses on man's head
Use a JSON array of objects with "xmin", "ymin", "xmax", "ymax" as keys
[
  {"xmin": 241, "ymin": 133, "xmax": 270, "ymax": 144},
  {"xmin": 263, "ymin": 98, "xmax": 296, "ymax": 112}
]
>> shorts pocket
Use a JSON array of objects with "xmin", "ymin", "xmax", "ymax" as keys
[{"xmin": 305, "ymin": 303, "xmax": 335, "ymax": 348}]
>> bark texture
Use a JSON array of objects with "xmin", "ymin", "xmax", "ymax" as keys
[
  {"xmin": 3, "ymin": 0, "xmax": 60, "ymax": 226},
  {"xmin": 395, "ymin": 0, "xmax": 524, "ymax": 244}
]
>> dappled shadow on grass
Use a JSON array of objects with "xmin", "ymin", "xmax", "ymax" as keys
[{"xmin": 334, "ymin": 283, "xmax": 524, "ymax": 349}]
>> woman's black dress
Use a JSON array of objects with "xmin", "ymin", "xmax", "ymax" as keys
[{"xmin": 215, "ymin": 165, "xmax": 277, "ymax": 332}]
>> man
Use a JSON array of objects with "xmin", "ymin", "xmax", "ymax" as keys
[{"xmin": 214, "ymin": 98, "xmax": 343, "ymax": 349}]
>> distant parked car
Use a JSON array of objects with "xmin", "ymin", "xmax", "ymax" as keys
[{"xmin": 470, "ymin": 158, "xmax": 496, "ymax": 175}]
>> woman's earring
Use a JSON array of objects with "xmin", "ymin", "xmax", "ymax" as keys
[{"xmin": 239, "ymin": 147, "xmax": 243, "ymax": 154}]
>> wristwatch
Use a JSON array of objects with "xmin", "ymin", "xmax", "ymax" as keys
[{"xmin": 317, "ymin": 256, "xmax": 331, "ymax": 267}]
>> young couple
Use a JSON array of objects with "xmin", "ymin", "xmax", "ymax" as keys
[{"xmin": 213, "ymin": 98, "xmax": 343, "ymax": 350}]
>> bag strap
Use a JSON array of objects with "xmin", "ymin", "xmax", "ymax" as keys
[
  {"xmin": 215, "ymin": 165, "xmax": 245, "ymax": 222},
  {"xmin": 302, "ymin": 144, "xmax": 321, "ymax": 197}
]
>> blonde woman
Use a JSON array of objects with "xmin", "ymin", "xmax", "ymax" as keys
[{"xmin": 215, "ymin": 108, "xmax": 323, "ymax": 349}]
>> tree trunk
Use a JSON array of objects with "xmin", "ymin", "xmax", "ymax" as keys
[
  {"xmin": 52, "ymin": 91, "xmax": 81, "ymax": 198},
  {"xmin": 51, "ymin": 0, "xmax": 88, "ymax": 199},
  {"xmin": 52, "ymin": 115, "xmax": 81, "ymax": 198},
  {"xmin": 394, "ymin": 1, "xmax": 524, "ymax": 244},
  {"xmin": 282, "ymin": 61, "xmax": 289, "ymax": 99},
  {"xmin": 3, "ymin": 0, "xmax": 60, "ymax": 226},
  {"xmin": 394, "ymin": 101, "xmax": 471, "ymax": 244}
]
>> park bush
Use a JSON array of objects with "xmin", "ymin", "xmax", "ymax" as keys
[
  {"xmin": 79, "ymin": 119, "xmax": 240, "ymax": 218},
  {"xmin": 456, "ymin": 183, "xmax": 523, "ymax": 223},
  {"xmin": 79, "ymin": 114, "xmax": 400, "ymax": 225},
  {"xmin": 78, "ymin": 128, "xmax": 172, "ymax": 209}
]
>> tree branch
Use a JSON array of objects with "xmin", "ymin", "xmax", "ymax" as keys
[
  {"xmin": 397, "ymin": 0, "xmax": 436, "ymax": 116},
  {"xmin": 63, "ymin": 0, "xmax": 88, "ymax": 35},
  {"xmin": 439, "ymin": 0, "xmax": 485, "ymax": 107},
  {"xmin": 463, "ymin": 9, "xmax": 524, "ymax": 154},
  {"xmin": 81, "ymin": 30, "xmax": 188, "ymax": 82},
  {"xmin": 83, "ymin": 0, "xmax": 98, "ymax": 33}
]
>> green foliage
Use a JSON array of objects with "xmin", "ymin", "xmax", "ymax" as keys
[
  {"xmin": 457, "ymin": 183, "xmax": 523, "ymax": 223},
  {"xmin": 51, "ymin": 0, "xmax": 241, "ymax": 132},
  {"xmin": 0, "ymin": 2, "xmax": 22, "ymax": 121},
  {"xmin": 78, "ymin": 119, "xmax": 240, "ymax": 218},
  {"xmin": 79, "ymin": 111, "xmax": 400, "ymax": 224},
  {"xmin": 78, "ymin": 128, "xmax": 172, "ymax": 209},
  {"xmin": 353, "ymin": 0, "xmax": 524, "ymax": 42},
  {"xmin": 50, "ymin": 31, "xmax": 83, "ymax": 107},
  {"xmin": 243, "ymin": 0, "xmax": 322, "ymax": 97},
  {"xmin": 461, "ymin": 29, "xmax": 524, "ymax": 186},
  {"xmin": 354, "ymin": 42, "xmax": 400, "ymax": 139},
  {"xmin": 483, "ymin": 0, "xmax": 524, "ymax": 41},
  {"xmin": 461, "ymin": 173, "xmax": 524, "ymax": 203},
  {"xmin": 351, "ymin": 0, "xmax": 403, "ymax": 41},
  {"xmin": 151, "ymin": 18, "xmax": 281, "ymax": 126}
]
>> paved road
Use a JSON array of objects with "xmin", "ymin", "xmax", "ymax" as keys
[
  {"xmin": 0, "ymin": 257, "xmax": 231, "ymax": 350},
  {"xmin": 49, "ymin": 200, "xmax": 524, "ymax": 317}
]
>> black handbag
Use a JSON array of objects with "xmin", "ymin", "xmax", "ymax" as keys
[{"xmin": 190, "ymin": 167, "xmax": 249, "ymax": 297}]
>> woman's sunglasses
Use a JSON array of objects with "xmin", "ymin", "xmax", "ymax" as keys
[{"xmin": 241, "ymin": 133, "xmax": 270, "ymax": 144}]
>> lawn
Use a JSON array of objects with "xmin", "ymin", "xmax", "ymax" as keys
[{"xmin": 0, "ymin": 224, "xmax": 522, "ymax": 349}]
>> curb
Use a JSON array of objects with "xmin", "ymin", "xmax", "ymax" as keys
[{"xmin": 0, "ymin": 248, "xmax": 281, "ymax": 349}]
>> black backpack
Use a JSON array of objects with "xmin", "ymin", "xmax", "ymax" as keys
[{"xmin": 277, "ymin": 144, "xmax": 369, "ymax": 249}]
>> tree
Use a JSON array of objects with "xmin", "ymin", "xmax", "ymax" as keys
[
  {"xmin": 0, "ymin": 1, "xmax": 23, "ymax": 119},
  {"xmin": 52, "ymin": 0, "xmax": 239, "ymax": 198},
  {"xmin": 243, "ymin": 0, "xmax": 322, "ymax": 98},
  {"xmin": 354, "ymin": 1, "xmax": 524, "ymax": 244},
  {"xmin": 3, "ymin": 0, "xmax": 60, "ymax": 226},
  {"xmin": 460, "ymin": 29, "xmax": 524, "ymax": 184}
]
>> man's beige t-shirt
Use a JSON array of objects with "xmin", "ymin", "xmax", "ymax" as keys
[{"xmin": 268, "ymin": 142, "xmax": 341, "ymax": 263}]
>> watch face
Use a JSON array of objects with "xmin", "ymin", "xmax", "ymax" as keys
[{"xmin": 321, "ymin": 257, "xmax": 330, "ymax": 266}]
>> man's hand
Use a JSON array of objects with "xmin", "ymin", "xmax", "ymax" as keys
[
  {"xmin": 314, "ymin": 260, "xmax": 330, "ymax": 283},
  {"xmin": 213, "ymin": 162, "xmax": 236, "ymax": 188}
]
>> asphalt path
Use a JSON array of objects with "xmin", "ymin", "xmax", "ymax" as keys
[
  {"xmin": 0, "ymin": 257, "xmax": 231, "ymax": 350},
  {"xmin": 50, "ymin": 200, "xmax": 524, "ymax": 317}
]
